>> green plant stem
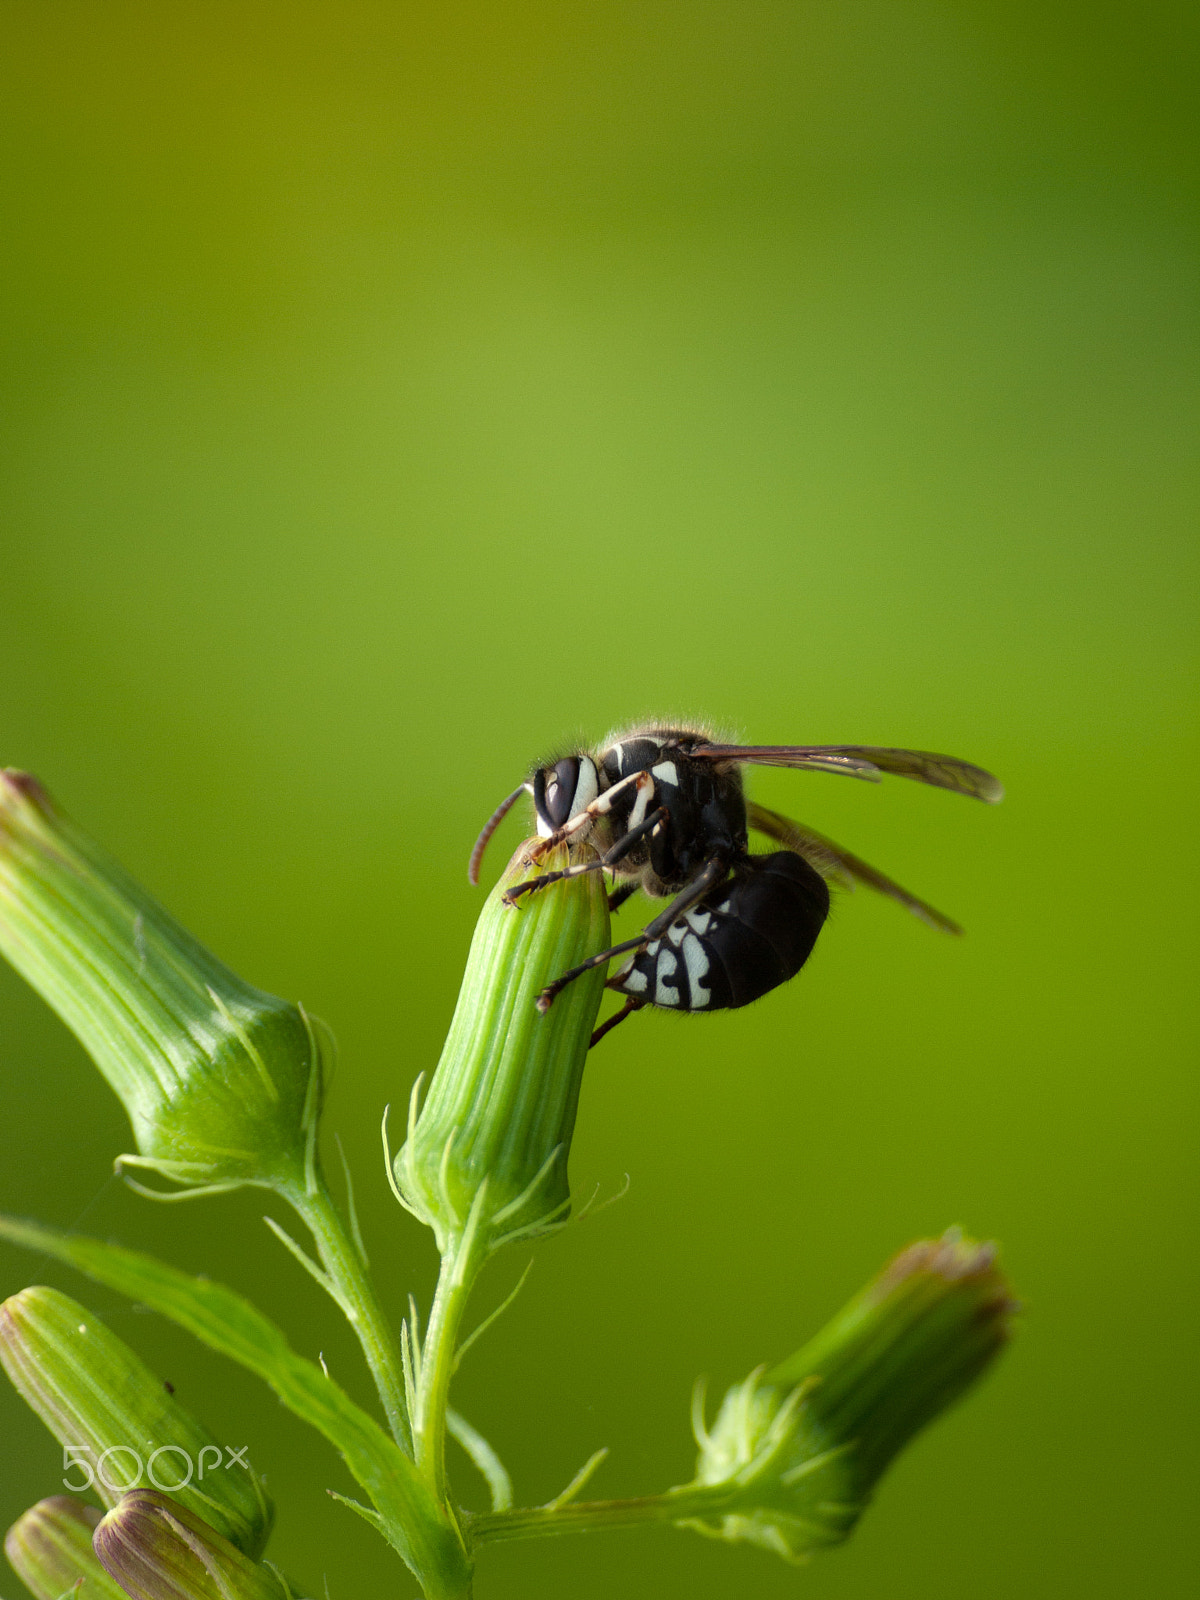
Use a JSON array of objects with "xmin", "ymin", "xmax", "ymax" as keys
[
  {"xmin": 468, "ymin": 1484, "xmax": 735, "ymax": 1544},
  {"xmin": 290, "ymin": 1177, "xmax": 412, "ymax": 1453},
  {"xmin": 414, "ymin": 1228, "xmax": 487, "ymax": 1502}
]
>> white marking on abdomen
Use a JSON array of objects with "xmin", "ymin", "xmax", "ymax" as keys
[
  {"xmin": 651, "ymin": 761, "xmax": 679, "ymax": 786},
  {"xmin": 682, "ymin": 933, "xmax": 711, "ymax": 1007},
  {"xmin": 619, "ymin": 963, "xmax": 647, "ymax": 993},
  {"xmin": 654, "ymin": 949, "xmax": 680, "ymax": 1006},
  {"xmin": 684, "ymin": 909, "xmax": 712, "ymax": 935}
]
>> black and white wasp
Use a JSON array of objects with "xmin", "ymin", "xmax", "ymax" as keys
[{"xmin": 469, "ymin": 727, "xmax": 1002, "ymax": 1047}]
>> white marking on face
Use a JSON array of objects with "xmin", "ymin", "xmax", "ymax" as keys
[
  {"xmin": 626, "ymin": 780, "xmax": 653, "ymax": 833},
  {"xmin": 569, "ymin": 758, "xmax": 599, "ymax": 819},
  {"xmin": 682, "ymin": 933, "xmax": 711, "ymax": 1008},
  {"xmin": 651, "ymin": 761, "xmax": 679, "ymax": 786},
  {"xmin": 655, "ymin": 948, "xmax": 680, "ymax": 1007},
  {"xmin": 684, "ymin": 909, "xmax": 712, "ymax": 936},
  {"xmin": 619, "ymin": 964, "xmax": 648, "ymax": 994},
  {"xmin": 536, "ymin": 814, "xmax": 554, "ymax": 838}
]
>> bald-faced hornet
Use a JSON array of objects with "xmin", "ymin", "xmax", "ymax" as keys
[{"xmin": 470, "ymin": 727, "xmax": 1002, "ymax": 1047}]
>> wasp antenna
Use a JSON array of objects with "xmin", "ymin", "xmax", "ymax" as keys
[{"xmin": 468, "ymin": 784, "xmax": 529, "ymax": 885}]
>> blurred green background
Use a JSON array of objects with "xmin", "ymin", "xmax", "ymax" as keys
[{"xmin": 1, "ymin": 3, "xmax": 1196, "ymax": 1596}]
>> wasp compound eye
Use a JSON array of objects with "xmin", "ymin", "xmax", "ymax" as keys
[
  {"xmin": 531, "ymin": 758, "xmax": 602, "ymax": 836},
  {"xmin": 534, "ymin": 758, "xmax": 585, "ymax": 832}
]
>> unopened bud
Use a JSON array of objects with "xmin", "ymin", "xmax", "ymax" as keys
[
  {"xmin": 93, "ymin": 1491, "xmax": 292, "ymax": 1600},
  {"xmin": 688, "ymin": 1229, "xmax": 1015, "ymax": 1560},
  {"xmin": 395, "ymin": 842, "xmax": 609, "ymax": 1254},
  {"xmin": 5, "ymin": 1496, "xmax": 127, "ymax": 1600},
  {"xmin": 0, "ymin": 771, "xmax": 325, "ymax": 1197},
  {"xmin": 0, "ymin": 1287, "xmax": 272, "ymax": 1558}
]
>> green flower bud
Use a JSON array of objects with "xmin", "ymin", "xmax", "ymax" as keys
[
  {"xmin": 93, "ymin": 1491, "xmax": 293, "ymax": 1600},
  {"xmin": 0, "ymin": 771, "xmax": 324, "ymax": 1197},
  {"xmin": 0, "ymin": 1287, "xmax": 273, "ymax": 1559},
  {"xmin": 5, "ymin": 1496, "xmax": 128, "ymax": 1600},
  {"xmin": 395, "ymin": 841, "xmax": 610, "ymax": 1255},
  {"xmin": 687, "ymin": 1230, "xmax": 1015, "ymax": 1561}
]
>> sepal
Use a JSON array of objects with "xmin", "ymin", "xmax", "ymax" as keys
[{"xmin": 686, "ymin": 1230, "xmax": 1015, "ymax": 1560}]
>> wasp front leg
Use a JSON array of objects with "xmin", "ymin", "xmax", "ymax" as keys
[
  {"xmin": 523, "ymin": 768, "xmax": 654, "ymax": 863},
  {"xmin": 504, "ymin": 802, "xmax": 668, "ymax": 907}
]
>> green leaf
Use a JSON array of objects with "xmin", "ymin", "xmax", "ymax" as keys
[{"xmin": 0, "ymin": 1215, "xmax": 470, "ymax": 1594}]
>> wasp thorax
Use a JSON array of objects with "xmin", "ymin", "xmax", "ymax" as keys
[{"xmin": 533, "ymin": 756, "xmax": 599, "ymax": 836}]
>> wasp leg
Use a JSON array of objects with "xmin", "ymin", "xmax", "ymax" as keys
[
  {"xmin": 607, "ymin": 882, "xmax": 638, "ymax": 915},
  {"xmin": 638, "ymin": 856, "xmax": 728, "ymax": 940},
  {"xmin": 505, "ymin": 806, "xmax": 668, "ymax": 906},
  {"xmin": 589, "ymin": 997, "xmax": 644, "ymax": 1048},
  {"xmin": 536, "ymin": 857, "xmax": 729, "ymax": 1014},
  {"xmin": 535, "ymin": 932, "xmax": 648, "ymax": 1013}
]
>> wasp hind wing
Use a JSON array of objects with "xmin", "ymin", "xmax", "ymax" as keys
[{"xmin": 747, "ymin": 802, "xmax": 964, "ymax": 936}]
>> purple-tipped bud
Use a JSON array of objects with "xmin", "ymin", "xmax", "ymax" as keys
[
  {"xmin": 688, "ymin": 1229, "xmax": 1016, "ymax": 1560},
  {"xmin": 4, "ymin": 1496, "xmax": 128, "ymax": 1600},
  {"xmin": 93, "ymin": 1491, "xmax": 292, "ymax": 1600},
  {"xmin": 0, "ymin": 1287, "xmax": 273, "ymax": 1558}
]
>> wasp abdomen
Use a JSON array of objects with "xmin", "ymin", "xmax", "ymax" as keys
[{"xmin": 611, "ymin": 851, "xmax": 829, "ymax": 1013}]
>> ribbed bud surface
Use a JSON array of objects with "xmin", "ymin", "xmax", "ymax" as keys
[
  {"xmin": 396, "ymin": 842, "xmax": 610, "ymax": 1254},
  {"xmin": 4, "ymin": 1496, "xmax": 128, "ymax": 1600},
  {"xmin": 688, "ymin": 1230, "xmax": 1015, "ymax": 1560},
  {"xmin": 93, "ymin": 1491, "xmax": 291, "ymax": 1600}
]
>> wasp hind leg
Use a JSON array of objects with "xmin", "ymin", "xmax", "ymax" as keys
[
  {"xmin": 607, "ymin": 882, "xmax": 638, "ymax": 915},
  {"xmin": 589, "ymin": 996, "xmax": 645, "ymax": 1048}
]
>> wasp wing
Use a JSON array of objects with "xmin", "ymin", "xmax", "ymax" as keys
[
  {"xmin": 693, "ymin": 743, "xmax": 1003, "ymax": 802},
  {"xmin": 747, "ymin": 801, "xmax": 964, "ymax": 935}
]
